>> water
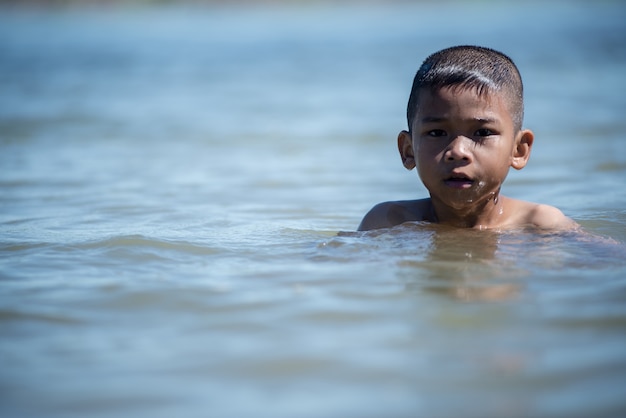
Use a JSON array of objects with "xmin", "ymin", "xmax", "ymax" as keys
[{"xmin": 1, "ymin": 1, "xmax": 626, "ymax": 417}]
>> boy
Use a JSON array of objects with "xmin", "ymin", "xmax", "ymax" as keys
[{"xmin": 358, "ymin": 45, "xmax": 577, "ymax": 231}]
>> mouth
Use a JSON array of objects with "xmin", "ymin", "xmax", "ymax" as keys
[{"xmin": 444, "ymin": 174, "xmax": 474, "ymax": 189}]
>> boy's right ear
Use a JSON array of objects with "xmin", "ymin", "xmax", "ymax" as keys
[{"xmin": 398, "ymin": 130, "xmax": 416, "ymax": 170}]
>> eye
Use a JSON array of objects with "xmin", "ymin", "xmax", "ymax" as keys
[
  {"xmin": 427, "ymin": 129, "xmax": 447, "ymax": 137},
  {"xmin": 474, "ymin": 128, "xmax": 495, "ymax": 137}
]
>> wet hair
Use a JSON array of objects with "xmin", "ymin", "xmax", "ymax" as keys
[{"xmin": 406, "ymin": 45, "xmax": 524, "ymax": 132}]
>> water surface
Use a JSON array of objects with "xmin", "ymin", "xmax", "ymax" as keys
[{"xmin": 1, "ymin": 1, "xmax": 626, "ymax": 417}]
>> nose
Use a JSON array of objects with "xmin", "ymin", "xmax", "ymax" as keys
[{"xmin": 444, "ymin": 135, "xmax": 472, "ymax": 162}]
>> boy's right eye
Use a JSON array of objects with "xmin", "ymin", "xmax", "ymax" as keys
[{"xmin": 426, "ymin": 129, "xmax": 447, "ymax": 137}]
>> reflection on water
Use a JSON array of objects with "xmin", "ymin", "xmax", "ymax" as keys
[
  {"xmin": 402, "ymin": 226, "xmax": 522, "ymax": 302},
  {"xmin": 337, "ymin": 224, "xmax": 625, "ymax": 304},
  {"xmin": 1, "ymin": 1, "xmax": 626, "ymax": 418}
]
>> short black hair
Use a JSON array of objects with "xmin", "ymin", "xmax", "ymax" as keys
[{"xmin": 406, "ymin": 45, "xmax": 524, "ymax": 132}]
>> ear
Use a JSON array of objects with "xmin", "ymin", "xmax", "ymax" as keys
[
  {"xmin": 511, "ymin": 129, "xmax": 534, "ymax": 170},
  {"xmin": 398, "ymin": 130, "xmax": 416, "ymax": 170}
]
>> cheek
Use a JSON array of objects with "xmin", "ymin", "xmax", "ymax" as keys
[
  {"xmin": 415, "ymin": 142, "xmax": 445, "ymax": 163},
  {"xmin": 478, "ymin": 143, "xmax": 513, "ymax": 167},
  {"xmin": 416, "ymin": 157, "xmax": 439, "ymax": 186},
  {"xmin": 415, "ymin": 152, "xmax": 437, "ymax": 174},
  {"xmin": 482, "ymin": 158, "xmax": 512, "ymax": 185}
]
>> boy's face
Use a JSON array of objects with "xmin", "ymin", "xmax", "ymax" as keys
[{"xmin": 400, "ymin": 86, "xmax": 531, "ymax": 210}]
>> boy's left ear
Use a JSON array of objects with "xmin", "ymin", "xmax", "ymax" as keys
[{"xmin": 511, "ymin": 129, "xmax": 534, "ymax": 170}]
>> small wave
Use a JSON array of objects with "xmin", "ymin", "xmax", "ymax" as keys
[
  {"xmin": 0, "ymin": 309, "xmax": 82, "ymax": 325},
  {"xmin": 76, "ymin": 234, "xmax": 221, "ymax": 255},
  {"xmin": 0, "ymin": 241, "xmax": 50, "ymax": 252}
]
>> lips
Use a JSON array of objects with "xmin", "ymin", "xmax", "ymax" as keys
[{"xmin": 444, "ymin": 174, "xmax": 474, "ymax": 189}]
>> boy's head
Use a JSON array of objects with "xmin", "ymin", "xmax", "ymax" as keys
[{"xmin": 406, "ymin": 46, "xmax": 524, "ymax": 132}]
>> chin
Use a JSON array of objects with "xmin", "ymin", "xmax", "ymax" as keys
[{"xmin": 439, "ymin": 191, "xmax": 487, "ymax": 210}]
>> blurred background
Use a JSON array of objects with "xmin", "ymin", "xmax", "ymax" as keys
[
  {"xmin": 1, "ymin": 1, "xmax": 625, "ymax": 417},
  {"xmin": 1, "ymin": 0, "xmax": 625, "ymax": 229}
]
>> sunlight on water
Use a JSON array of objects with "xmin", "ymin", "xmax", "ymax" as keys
[{"xmin": 1, "ymin": 1, "xmax": 626, "ymax": 417}]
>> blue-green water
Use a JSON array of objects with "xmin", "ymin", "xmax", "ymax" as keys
[{"xmin": 1, "ymin": 1, "xmax": 626, "ymax": 417}]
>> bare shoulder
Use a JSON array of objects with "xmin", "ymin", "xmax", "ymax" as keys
[
  {"xmin": 529, "ymin": 204, "xmax": 579, "ymax": 230},
  {"xmin": 511, "ymin": 199, "xmax": 579, "ymax": 231},
  {"xmin": 357, "ymin": 199, "xmax": 432, "ymax": 231}
]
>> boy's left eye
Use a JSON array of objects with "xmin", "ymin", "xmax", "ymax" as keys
[{"xmin": 475, "ymin": 128, "xmax": 495, "ymax": 137}]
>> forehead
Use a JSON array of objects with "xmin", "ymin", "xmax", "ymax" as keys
[{"xmin": 415, "ymin": 86, "xmax": 512, "ymax": 120}]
